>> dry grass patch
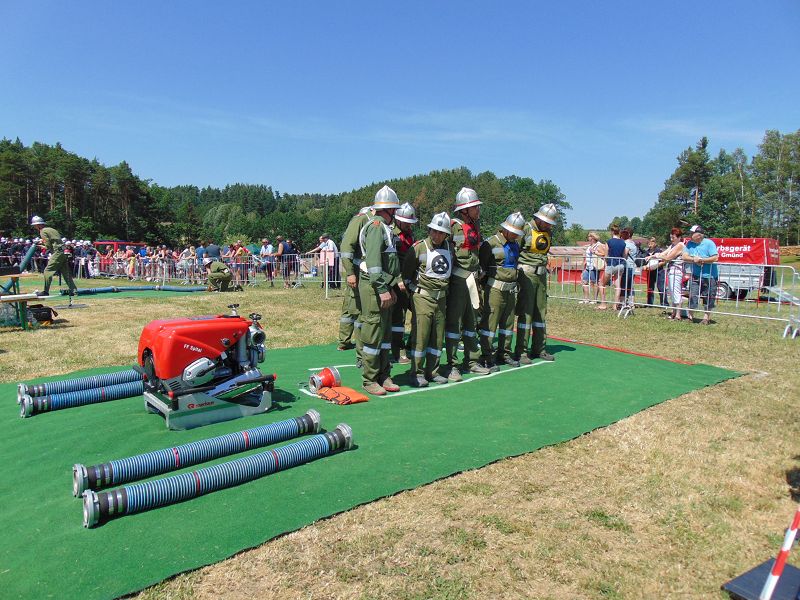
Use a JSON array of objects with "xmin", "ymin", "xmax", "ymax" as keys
[{"xmin": 4, "ymin": 288, "xmax": 799, "ymax": 599}]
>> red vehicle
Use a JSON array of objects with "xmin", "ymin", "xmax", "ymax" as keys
[
  {"xmin": 702, "ymin": 238, "xmax": 780, "ymax": 299},
  {"xmin": 93, "ymin": 240, "xmax": 147, "ymax": 254}
]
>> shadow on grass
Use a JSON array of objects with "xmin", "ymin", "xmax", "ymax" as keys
[
  {"xmin": 785, "ymin": 457, "xmax": 800, "ymax": 502},
  {"xmin": 548, "ymin": 344, "xmax": 577, "ymax": 355},
  {"xmin": 270, "ymin": 388, "xmax": 298, "ymax": 410}
]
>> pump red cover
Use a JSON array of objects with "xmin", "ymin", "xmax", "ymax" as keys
[{"xmin": 138, "ymin": 315, "xmax": 251, "ymax": 380}]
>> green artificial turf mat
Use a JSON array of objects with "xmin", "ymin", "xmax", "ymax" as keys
[{"xmin": 0, "ymin": 341, "xmax": 740, "ymax": 599}]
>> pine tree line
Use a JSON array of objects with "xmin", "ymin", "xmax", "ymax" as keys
[
  {"xmin": 614, "ymin": 130, "xmax": 800, "ymax": 243},
  {"xmin": 0, "ymin": 139, "xmax": 570, "ymax": 249}
]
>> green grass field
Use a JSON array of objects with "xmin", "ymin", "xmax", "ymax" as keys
[{"xmin": 1, "ymin": 279, "xmax": 799, "ymax": 599}]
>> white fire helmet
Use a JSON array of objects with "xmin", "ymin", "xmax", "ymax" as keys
[
  {"xmin": 454, "ymin": 187, "xmax": 482, "ymax": 211},
  {"xmin": 428, "ymin": 212, "xmax": 452, "ymax": 235},
  {"xmin": 30, "ymin": 215, "xmax": 46, "ymax": 226},
  {"xmin": 372, "ymin": 185, "xmax": 401, "ymax": 210},
  {"xmin": 395, "ymin": 202, "xmax": 418, "ymax": 224},
  {"xmin": 203, "ymin": 257, "xmax": 214, "ymax": 266},
  {"xmin": 534, "ymin": 203, "xmax": 558, "ymax": 225},
  {"xmin": 358, "ymin": 206, "xmax": 372, "ymax": 215},
  {"xmin": 501, "ymin": 212, "xmax": 526, "ymax": 237}
]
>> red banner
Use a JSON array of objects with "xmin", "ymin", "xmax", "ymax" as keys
[{"xmin": 710, "ymin": 238, "xmax": 779, "ymax": 265}]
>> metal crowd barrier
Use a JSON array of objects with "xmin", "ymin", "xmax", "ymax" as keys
[
  {"xmin": 0, "ymin": 254, "xmax": 48, "ymax": 273},
  {"xmin": 548, "ymin": 252, "xmax": 800, "ymax": 333},
  {"xmin": 87, "ymin": 253, "xmax": 345, "ymax": 289}
]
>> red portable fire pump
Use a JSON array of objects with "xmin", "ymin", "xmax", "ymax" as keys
[{"xmin": 137, "ymin": 304, "xmax": 275, "ymax": 430}]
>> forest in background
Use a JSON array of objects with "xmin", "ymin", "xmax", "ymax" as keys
[
  {"xmin": 605, "ymin": 129, "xmax": 800, "ymax": 244},
  {"xmin": 0, "ymin": 140, "xmax": 569, "ymax": 250},
  {"xmin": 0, "ymin": 128, "xmax": 797, "ymax": 249}
]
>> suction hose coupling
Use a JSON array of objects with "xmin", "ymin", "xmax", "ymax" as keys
[{"xmin": 20, "ymin": 395, "xmax": 35, "ymax": 418}]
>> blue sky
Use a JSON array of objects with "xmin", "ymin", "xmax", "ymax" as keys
[{"xmin": 1, "ymin": 1, "xmax": 798, "ymax": 227}]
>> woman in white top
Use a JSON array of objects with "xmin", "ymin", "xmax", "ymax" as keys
[
  {"xmin": 580, "ymin": 232, "xmax": 603, "ymax": 303},
  {"xmin": 654, "ymin": 227, "xmax": 687, "ymax": 320}
]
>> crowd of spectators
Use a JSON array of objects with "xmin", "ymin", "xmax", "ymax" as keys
[
  {"xmin": 578, "ymin": 224, "xmax": 719, "ymax": 323},
  {"xmin": 2, "ymin": 224, "xmax": 722, "ymax": 323},
  {"xmin": 0, "ymin": 235, "xmax": 321, "ymax": 289}
]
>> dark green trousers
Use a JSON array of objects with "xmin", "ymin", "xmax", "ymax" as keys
[
  {"xmin": 338, "ymin": 284, "xmax": 361, "ymax": 346},
  {"xmin": 515, "ymin": 271, "xmax": 547, "ymax": 357},
  {"xmin": 390, "ymin": 288, "xmax": 410, "ymax": 359},
  {"xmin": 43, "ymin": 252, "xmax": 76, "ymax": 295},
  {"xmin": 357, "ymin": 278, "xmax": 392, "ymax": 384},
  {"xmin": 478, "ymin": 287, "xmax": 516, "ymax": 361},
  {"xmin": 408, "ymin": 292, "xmax": 446, "ymax": 377},
  {"xmin": 444, "ymin": 275, "xmax": 480, "ymax": 368},
  {"xmin": 208, "ymin": 273, "xmax": 232, "ymax": 291}
]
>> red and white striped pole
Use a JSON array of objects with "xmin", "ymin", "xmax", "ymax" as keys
[{"xmin": 759, "ymin": 505, "xmax": 800, "ymax": 600}]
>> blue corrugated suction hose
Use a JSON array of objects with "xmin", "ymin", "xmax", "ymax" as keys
[
  {"xmin": 20, "ymin": 380, "xmax": 145, "ymax": 418},
  {"xmin": 82, "ymin": 423, "xmax": 353, "ymax": 527},
  {"xmin": 72, "ymin": 410, "xmax": 322, "ymax": 496},
  {"xmin": 18, "ymin": 369, "xmax": 142, "ymax": 404}
]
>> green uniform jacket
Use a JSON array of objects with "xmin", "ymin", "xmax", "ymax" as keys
[
  {"xmin": 450, "ymin": 219, "xmax": 480, "ymax": 272},
  {"xmin": 40, "ymin": 227, "xmax": 64, "ymax": 254},
  {"xmin": 402, "ymin": 237, "xmax": 453, "ymax": 295},
  {"xmin": 208, "ymin": 261, "xmax": 231, "ymax": 275},
  {"xmin": 340, "ymin": 212, "xmax": 370, "ymax": 277},
  {"xmin": 518, "ymin": 221, "xmax": 551, "ymax": 267},
  {"xmin": 479, "ymin": 233, "xmax": 519, "ymax": 283},
  {"xmin": 360, "ymin": 215, "xmax": 401, "ymax": 295}
]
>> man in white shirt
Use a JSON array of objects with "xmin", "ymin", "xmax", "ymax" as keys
[
  {"xmin": 321, "ymin": 234, "xmax": 340, "ymax": 289},
  {"xmin": 309, "ymin": 234, "xmax": 340, "ymax": 289},
  {"xmin": 259, "ymin": 238, "xmax": 275, "ymax": 286}
]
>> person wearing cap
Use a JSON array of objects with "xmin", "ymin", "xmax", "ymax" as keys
[
  {"xmin": 402, "ymin": 212, "xmax": 454, "ymax": 387},
  {"xmin": 30, "ymin": 215, "xmax": 77, "ymax": 297},
  {"xmin": 390, "ymin": 202, "xmax": 418, "ymax": 364},
  {"xmin": 204, "ymin": 256, "xmax": 233, "ymax": 291},
  {"xmin": 337, "ymin": 206, "xmax": 373, "ymax": 352},
  {"xmin": 358, "ymin": 185, "xmax": 403, "ymax": 396},
  {"xmin": 478, "ymin": 212, "xmax": 525, "ymax": 371},
  {"xmin": 444, "ymin": 187, "xmax": 491, "ymax": 381},
  {"xmin": 682, "ymin": 225, "xmax": 718, "ymax": 325},
  {"xmin": 515, "ymin": 204, "xmax": 557, "ymax": 363}
]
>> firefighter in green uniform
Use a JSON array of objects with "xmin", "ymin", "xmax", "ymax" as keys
[
  {"xmin": 444, "ymin": 187, "xmax": 491, "ymax": 381},
  {"xmin": 358, "ymin": 185, "xmax": 403, "ymax": 396},
  {"xmin": 515, "ymin": 204, "xmax": 557, "ymax": 363},
  {"xmin": 390, "ymin": 202, "xmax": 417, "ymax": 364},
  {"xmin": 204, "ymin": 257, "xmax": 233, "ymax": 291},
  {"xmin": 337, "ymin": 206, "xmax": 373, "ymax": 351},
  {"xmin": 30, "ymin": 215, "xmax": 77, "ymax": 297},
  {"xmin": 402, "ymin": 212, "xmax": 454, "ymax": 387},
  {"xmin": 477, "ymin": 212, "xmax": 525, "ymax": 371}
]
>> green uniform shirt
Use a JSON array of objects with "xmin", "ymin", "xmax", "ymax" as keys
[
  {"xmin": 39, "ymin": 227, "xmax": 63, "ymax": 254},
  {"xmin": 450, "ymin": 218, "xmax": 480, "ymax": 272},
  {"xmin": 479, "ymin": 233, "xmax": 519, "ymax": 283},
  {"xmin": 360, "ymin": 215, "xmax": 401, "ymax": 294},
  {"xmin": 340, "ymin": 212, "xmax": 370, "ymax": 277},
  {"xmin": 518, "ymin": 221, "xmax": 551, "ymax": 268},
  {"xmin": 402, "ymin": 236, "xmax": 453, "ymax": 295},
  {"xmin": 208, "ymin": 261, "xmax": 231, "ymax": 275}
]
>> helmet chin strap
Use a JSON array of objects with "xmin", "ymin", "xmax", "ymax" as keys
[{"xmin": 459, "ymin": 208, "xmax": 477, "ymax": 225}]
